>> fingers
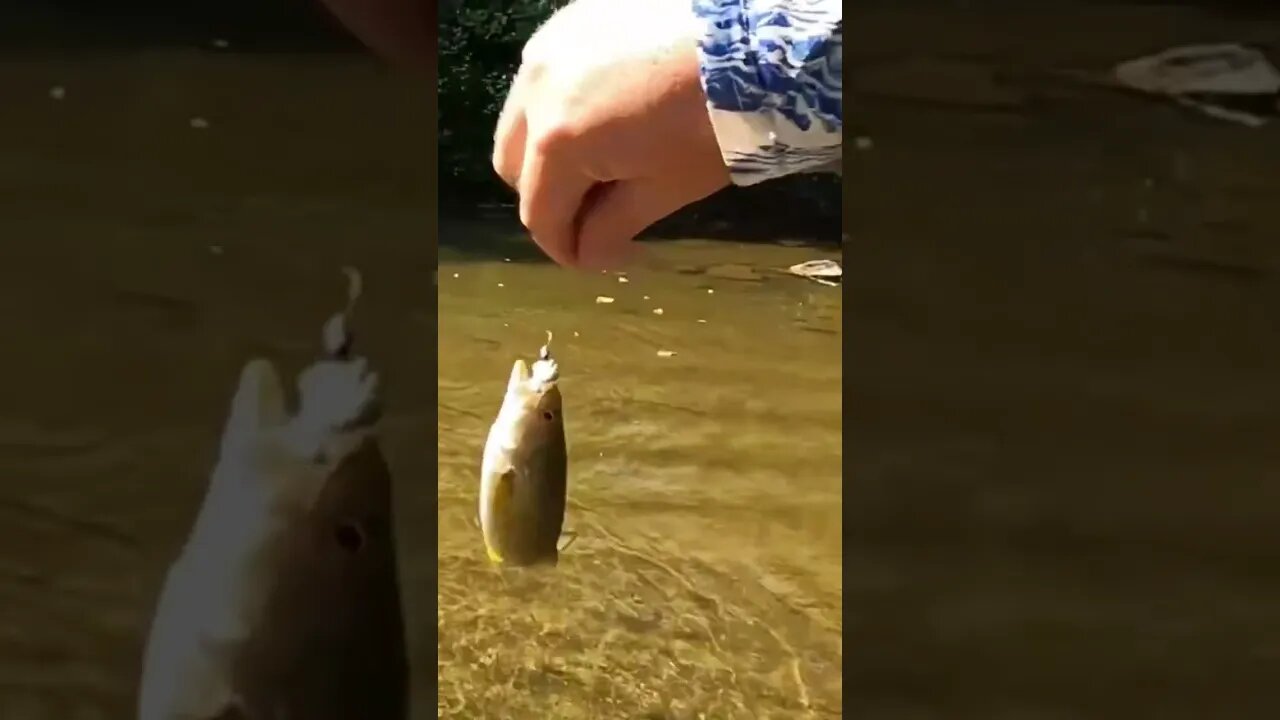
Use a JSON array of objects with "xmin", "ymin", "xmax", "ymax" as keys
[
  {"xmin": 517, "ymin": 130, "xmax": 596, "ymax": 267},
  {"xmin": 491, "ymin": 71, "xmax": 529, "ymax": 189},
  {"xmin": 575, "ymin": 173, "xmax": 726, "ymax": 270},
  {"xmin": 494, "ymin": 71, "xmax": 595, "ymax": 267}
]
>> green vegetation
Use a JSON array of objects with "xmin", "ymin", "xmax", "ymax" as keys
[
  {"xmin": 438, "ymin": 1, "xmax": 841, "ymax": 242},
  {"xmin": 439, "ymin": 1, "xmax": 565, "ymax": 203}
]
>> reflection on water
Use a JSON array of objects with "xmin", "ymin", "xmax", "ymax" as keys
[
  {"xmin": 437, "ymin": 225, "xmax": 844, "ymax": 717},
  {"xmin": 0, "ymin": 49, "xmax": 431, "ymax": 717}
]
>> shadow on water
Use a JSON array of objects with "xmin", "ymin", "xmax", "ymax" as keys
[
  {"xmin": 439, "ymin": 208, "xmax": 843, "ymax": 267},
  {"xmin": 444, "ymin": 172, "xmax": 844, "ymax": 257}
]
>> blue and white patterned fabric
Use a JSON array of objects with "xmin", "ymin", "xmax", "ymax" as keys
[{"xmin": 693, "ymin": 0, "xmax": 843, "ymax": 185}]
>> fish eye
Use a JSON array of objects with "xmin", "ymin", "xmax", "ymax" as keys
[
  {"xmin": 542, "ymin": 410, "xmax": 555, "ymax": 421},
  {"xmin": 334, "ymin": 522, "xmax": 365, "ymax": 552}
]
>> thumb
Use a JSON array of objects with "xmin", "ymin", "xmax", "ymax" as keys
[{"xmin": 576, "ymin": 175, "xmax": 722, "ymax": 270}]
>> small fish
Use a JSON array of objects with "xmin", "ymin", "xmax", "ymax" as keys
[
  {"xmin": 478, "ymin": 331, "xmax": 569, "ymax": 567},
  {"xmin": 137, "ymin": 268, "xmax": 408, "ymax": 720}
]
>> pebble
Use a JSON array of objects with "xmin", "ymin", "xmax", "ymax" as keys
[{"xmin": 652, "ymin": 308, "xmax": 664, "ymax": 316}]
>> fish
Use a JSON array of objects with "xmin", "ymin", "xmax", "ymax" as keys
[
  {"xmin": 137, "ymin": 268, "xmax": 409, "ymax": 720},
  {"xmin": 478, "ymin": 331, "xmax": 569, "ymax": 567}
]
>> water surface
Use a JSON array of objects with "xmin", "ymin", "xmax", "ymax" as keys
[
  {"xmin": 437, "ymin": 225, "xmax": 845, "ymax": 718},
  {"xmin": 0, "ymin": 47, "xmax": 432, "ymax": 717}
]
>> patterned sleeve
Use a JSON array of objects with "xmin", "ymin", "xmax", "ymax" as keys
[{"xmin": 693, "ymin": 0, "xmax": 843, "ymax": 186}]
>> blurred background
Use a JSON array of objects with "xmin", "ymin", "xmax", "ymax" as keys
[{"xmin": 0, "ymin": 1, "xmax": 432, "ymax": 717}]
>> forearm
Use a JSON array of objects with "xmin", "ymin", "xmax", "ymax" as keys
[
  {"xmin": 693, "ymin": 0, "xmax": 843, "ymax": 185},
  {"xmin": 316, "ymin": 0, "xmax": 436, "ymax": 73}
]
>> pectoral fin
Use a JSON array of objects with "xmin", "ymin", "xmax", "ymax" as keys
[
  {"xmin": 556, "ymin": 529, "xmax": 578, "ymax": 553},
  {"xmin": 483, "ymin": 469, "xmax": 516, "ymax": 564}
]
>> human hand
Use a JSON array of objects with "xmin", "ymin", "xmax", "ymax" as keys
[{"xmin": 492, "ymin": 0, "xmax": 731, "ymax": 269}]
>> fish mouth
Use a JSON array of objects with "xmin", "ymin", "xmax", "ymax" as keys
[
  {"xmin": 530, "ymin": 357, "xmax": 559, "ymax": 387},
  {"xmin": 295, "ymin": 357, "xmax": 383, "ymax": 434},
  {"xmin": 336, "ymin": 395, "xmax": 383, "ymax": 431},
  {"xmin": 328, "ymin": 363, "xmax": 383, "ymax": 432}
]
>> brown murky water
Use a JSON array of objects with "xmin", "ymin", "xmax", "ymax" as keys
[
  {"xmin": 437, "ymin": 227, "xmax": 844, "ymax": 718},
  {"xmin": 848, "ymin": 4, "xmax": 1280, "ymax": 718},
  {"xmin": 0, "ymin": 48, "xmax": 432, "ymax": 717}
]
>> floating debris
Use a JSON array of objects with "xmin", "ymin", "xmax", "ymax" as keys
[
  {"xmin": 696, "ymin": 319, "xmax": 707, "ymax": 324},
  {"xmin": 642, "ymin": 295, "xmax": 650, "ymax": 300},
  {"xmin": 189, "ymin": 117, "xmax": 210, "ymax": 129},
  {"xmin": 452, "ymin": 273, "xmax": 459, "ymax": 278},
  {"xmin": 788, "ymin": 259, "xmax": 842, "ymax": 287},
  {"xmin": 652, "ymin": 308, "xmax": 664, "ymax": 316},
  {"xmin": 497, "ymin": 283, "xmax": 505, "ymax": 288},
  {"xmin": 656, "ymin": 350, "xmax": 676, "ymax": 358},
  {"xmin": 208, "ymin": 244, "xmax": 224, "ymax": 255},
  {"xmin": 211, "ymin": 38, "xmax": 230, "ymax": 49},
  {"xmin": 595, "ymin": 296, "xmax": 615, "ymax": 304},
  {"xmin": 618, "ymin": 276, "xmax": 629, "ymax": 283},
  {"xmin": 1114, "ymin": 43, "xmax": 1280, "ymax": 127},
  {"xmin": 854, "ymin": 135, "xmax": 873, "ymax": 151},
  {"xmin": 48, "ymin": 86, "xmax": 66, "ymax": 101}
]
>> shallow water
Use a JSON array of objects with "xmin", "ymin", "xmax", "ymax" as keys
[{"xmin": 437, "ymin": 227, "xmax": 844, "ymax": 718}]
